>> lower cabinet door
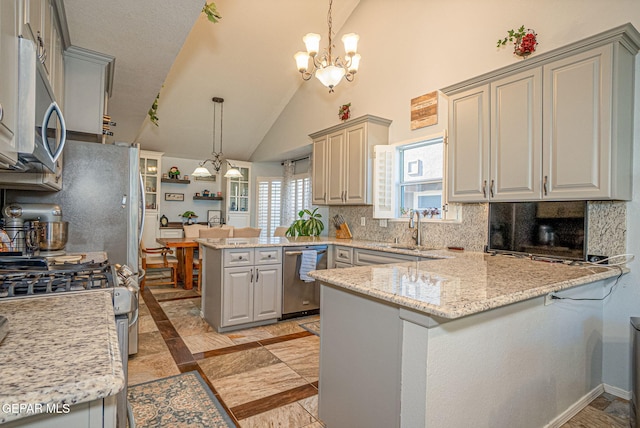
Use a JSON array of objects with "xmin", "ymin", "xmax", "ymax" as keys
[
  {"xmin": 253, "ymin": 265, "xmax": 282, "ymax": 321},
  {"xmin": 222, "ymin": 267, "xmax": 253, "ymax": 327}
]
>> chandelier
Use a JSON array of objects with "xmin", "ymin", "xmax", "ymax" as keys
[
  {"xmin": 192, "ymin": 97, "xmax": 242, "ymax": 178},
  {"xmin": 294, "ymin": 0, "xmax": 361, "ymax": 93}
]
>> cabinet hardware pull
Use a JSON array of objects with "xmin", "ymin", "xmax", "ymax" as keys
[
  {"xmin": 256, "ymin": 269, "xmax": 259, "ymax": 282},
  {"xmin": 323, "ymin": 192, "xmax": 326, "ymax": 201},
  {"xmin": 482, "ymin": 180, "xmax": 487, "ymax": 198},
  {"xmin": 543, "ymin": 175, "xmax": 548, "ymax": 196},
  {"xmin": 250, "ymin": 268, "xmax": 254, "ymax": 282},
  {"xmin": 0, "ymin": 103, "xmax": 3, "ymax": 122},
  {"xmin": 490, "ymin": 179, "xmax": 495, "ymax": 198},
  {"xmin": 238, "ymin": 256, "xmax": 243, "ymax": 260}
]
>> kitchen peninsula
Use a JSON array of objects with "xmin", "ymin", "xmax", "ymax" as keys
[
  {"xmin": 309, "ymin": 252, "xmax": 626, "ymax": 427},
  {"xmin": 0, "ymin": 292, "xmax": 124, "ymax": 427}
]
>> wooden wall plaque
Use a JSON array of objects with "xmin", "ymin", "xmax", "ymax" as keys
[{"xmin": 411, "ymin": 91, "xmax": 438, "ymax": 130}]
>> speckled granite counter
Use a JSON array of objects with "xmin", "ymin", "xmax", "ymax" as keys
[
  {"xmin": 0, "ymin": 292, "xmax": 124, "ymax": 423},
  {"xmin": 309, "ymin": 251, "xmax": 625, "ymax": 319},
  {"xmin": 197, "ymin": 236, "xmax": 447, "ymax": 259}
]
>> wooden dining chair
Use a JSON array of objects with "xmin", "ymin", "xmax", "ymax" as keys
[
  {"xmin": 192, "ymin": 227, "xmax": 232, "ymax": 291},
  {"xmin": 183, "ymin": 224, "xmax": 208, "ymax": 238},
  {"xmin": 232, "ymin": 227, "xmax": 262, "ymax": 238},
  {"xmin": 274, "ymin": 226, "xmax": 288, "ymax": 237},
  {"xmin": 139, "ymin": 243, "xmax": 179, "ymax": 291}
]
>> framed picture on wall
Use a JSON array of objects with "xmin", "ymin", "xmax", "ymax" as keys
[
  {"xmin": 208, "ymin": 210, "xmax": 222, "ymax": 226},
  {"xmin": 165, "ymin": 193, "xmax": 184, "ymax": 201}
]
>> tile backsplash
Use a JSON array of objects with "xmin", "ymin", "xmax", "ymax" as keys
[{"xmin": 329, "ymin": 201, "xmax": 626, "ymax": 257}]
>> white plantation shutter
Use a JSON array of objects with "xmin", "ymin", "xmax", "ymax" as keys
[
  {"xmin": 288, "ymin": 174, "xmax": 312, "ymax": 220},
  {"xmin": 373, "ymin": 145, "xmax": 396, "ymax": 218},
  {"xmin": 257, "ymin": 177, "xmax": 282, "ymax": 237}
]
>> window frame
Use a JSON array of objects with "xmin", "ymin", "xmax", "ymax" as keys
[
  {"xmin": 256, "ymin": 176, "xmax": 283, "ymax": 238},
  {"xmin": 374, "ymin": 130, "xmax": 459, "ymax": 222}
]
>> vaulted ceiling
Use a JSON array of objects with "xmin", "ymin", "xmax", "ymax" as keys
[{"xmin": 62, "ymin": 0, "xmax": 360, "ymax": 161}]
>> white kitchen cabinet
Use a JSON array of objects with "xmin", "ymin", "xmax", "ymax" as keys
[
  {"xmin": 542, "ymin": 44, "xmax": 632, "ymax": 200},
  {"xmin": 140, "ymin": 150, "xmax": 162, "ymax": 249},
  {"xmin": 3, "ymin": 395, "xmax": 117, "ymax": 428},
  {"xmin": 224, "ymin": 160, "xmax": 251, "ymax": 227},
  {"xmin": 204, "ymin": 246, "xmax": 282, "ymax": 332},
  {"xmin": 310, "ymin": 115, "xmax": 392, "ymax": 205},
  {"xmin": 64, "ymin": 46, "xmax": 114, "ymax": 136},
  {"xmin": 448, "ymin": 70, "xmax": 541, "ymax": 202},
  {"xmin": 311, "ymin": 135, "xmax": 328, "ymax": 205},
  {"xmin": 447, "ymin": 85, "xmax": 490, "ymax": 202},
  {"xmin": 0, "ymin": 0, "xmax": 19, "ymax": 168},
  {"xmin": 159, "ymin": 228, "xmax": 183, "ymax": 239},
  {"xmin": 444, "ymin": 25, "xmax": 638, "ymax": 202}
]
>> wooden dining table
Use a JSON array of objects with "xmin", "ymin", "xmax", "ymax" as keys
[{"xmin": 156, "ymin": 237, "xmax": 199, "ymax": 290}]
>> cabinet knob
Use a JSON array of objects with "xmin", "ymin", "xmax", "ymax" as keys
[{"xmin": 238, "ymin": 256, "xmax": 243, "ymax": 260}]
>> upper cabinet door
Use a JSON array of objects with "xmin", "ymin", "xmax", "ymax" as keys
[
  {"xmin": 0, "ymin": 0, "xmax": 19, "ymax": 167},
  {"xmin": 447, "ymin": 85, "xmax": 490, "ymax": 202},
  {"xmin": 344, "ymin": 123, "xmax": 367, "ymax": 204},
  {"xmin": 311, "ymin": 136, "xmax": 327, "ymax": 205},
  {"xmin": 543, "ymin": 45, "xmax": 613, "ymax": 200},
  {"xmin": 490, "ymin": 68, "xmax": 542, "ymax": 201},
  {"xmin": 326, "ymin": 130, "xmax": 345, "ymax": 204}
]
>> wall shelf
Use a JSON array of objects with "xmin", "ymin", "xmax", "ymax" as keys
[
  {"xmin": 161, "ymin": 178, "xmax": 191, "ymax": 184},
  {"xmin": 193, "ymin": 196, "xmax": 223, "ymax": 201}
]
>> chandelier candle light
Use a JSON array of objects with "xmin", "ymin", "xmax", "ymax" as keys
[
  {"xmin": 192, "ymin": 97, "xmax": 243, "ymax": 179},
  {"xmin": 294, "ymin": 0, "xmax": 361, "ymax": 92}
]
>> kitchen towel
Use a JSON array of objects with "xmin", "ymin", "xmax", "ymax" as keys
[{"xmin": 299, "ymin": 250, "xmax": 318, "ymax": 282}]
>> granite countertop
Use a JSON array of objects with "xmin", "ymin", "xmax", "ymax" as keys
[
  {"xmin": 196, "ymin": 236, "xmax": 447, "ymax": 259},
  {"xmin": 0, "ymin": 292, "xmax": 124, "ymax": 423},
  {"xmin": 309, "ymin": 251, "xmax": 626, "ymax": 319}
]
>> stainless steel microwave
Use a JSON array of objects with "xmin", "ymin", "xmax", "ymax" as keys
[{"xmin": 14, "ymin": 33, "xmax": 66, "ymax": 173}]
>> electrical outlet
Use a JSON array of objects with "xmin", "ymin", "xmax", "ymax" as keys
[
  {"xmin": 544, "ymin": 294, "xmax": 555, "ymax": 306},
  {"xmin": 360, "ymin": 217, "xmax": 366, "ymax": 226},
  {"xmin": 379, "ymin": 219, "xmax": 388, "ymax": 227}
]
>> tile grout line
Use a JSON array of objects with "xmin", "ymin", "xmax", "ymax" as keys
[
  {"xmin": 141, "ymin": 287, "xmax": 322, "ymax": 425},
  {"xmin": 140, "ymin": 287, "xmax": 241, "ymax": 427}
]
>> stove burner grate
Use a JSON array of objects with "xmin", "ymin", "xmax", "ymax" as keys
[{"xmin": 0, "ymin": 260, "xmax": 116, "ymax": 298}]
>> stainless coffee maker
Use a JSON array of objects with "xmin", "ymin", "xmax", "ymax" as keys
[{"xmin": 2, "ymin": 203, "xmax": 65, "ymax": 255}]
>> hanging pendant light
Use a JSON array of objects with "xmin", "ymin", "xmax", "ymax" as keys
[
  {"xmin": 294, "ymin": 0, "xmax": 361, "ymax": 92},
  {"xmin": 192, "ymin": 97, "xmax": 226, "ymax": 177},
  {"xmin": 224, "ymin": 164, "xmax": 243, "ymax": 178}
]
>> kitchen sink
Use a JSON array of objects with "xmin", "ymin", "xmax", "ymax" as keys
[
  {"xmin": 368, "ymin": 243, "xmax": 436, "ymax": 252},
  {"xmin": 389, "ymin": 244, "xmax": 437, "ymax": 251}
]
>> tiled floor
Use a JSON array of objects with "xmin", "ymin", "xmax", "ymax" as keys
[
  {"xmin": 129, "ymin": 281, "xmax": 629, "ymax": 427},
  {"xmin": 128, "ymin": 282, "xmax": 322, "ymax": 427}
]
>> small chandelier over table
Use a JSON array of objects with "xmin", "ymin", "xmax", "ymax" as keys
[
  {"xmin": 294, "ymin": 0, "xmax": 361, "ymax": 93},
  {"xmin": 192, "ymin": 97, "xmax": 243, "ymax": 179}
]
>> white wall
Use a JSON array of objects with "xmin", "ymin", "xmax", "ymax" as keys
[
  {"xmin": 251, "ymin": 0, "xmax": 640, "ymax": 393},
  {"xmin": 602, "ymin": 54, "xmax": 640, "ymax": 392},
  {"xmin": 160, "ymin": 156, "xmax": 224, "ymax": 222}
]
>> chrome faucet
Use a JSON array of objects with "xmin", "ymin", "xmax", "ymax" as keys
[{"xmin": 409, "ymin": 209, "xmax": 422, "ymax": 246}]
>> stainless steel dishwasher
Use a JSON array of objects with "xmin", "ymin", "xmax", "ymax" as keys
[{"xmin": 282, "ymin": 245, "xmax": 327, "ymax": 319}]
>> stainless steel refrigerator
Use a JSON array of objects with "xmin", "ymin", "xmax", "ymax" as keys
[{"xmin": 7, "ymin": 139, "xmax": 142, "ymax": 352}]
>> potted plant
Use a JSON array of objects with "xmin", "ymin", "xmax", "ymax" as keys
[
  {"xmin": 286, "ymin": 208, "xmax": 324, "ymax": 237},
  {"xmin": 179, "ymin": 211, "xmax": 198, "ymax": 225}
]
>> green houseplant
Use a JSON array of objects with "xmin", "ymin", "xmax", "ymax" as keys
[
  {"xmin": 179, "ymin": 211, "xmax": 198, "ymax": 224},
  {"xmin": 286, "ymin": 208, "xmax": 324, "ymax": 237}
]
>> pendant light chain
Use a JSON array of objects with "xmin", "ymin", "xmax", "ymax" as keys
[{"xmin": 327, "ymin": 0, "xmax": 333, "ymax": 62}]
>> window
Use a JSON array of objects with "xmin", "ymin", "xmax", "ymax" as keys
[
  {"xmin": 257, "ymin": 173, "xmax": 312, "ymax": 237},
  {"xmin": 256, "ymin": 177, "xmax": 282, "ymax": 238},
  {"xmin": 374, "ymin": 132, "xmax": 456, "ymax": 220},
  {"xmin": 399, "ymin": 138, "xmax": 444, "ymax": 219},
  {"xmin": 286, "ymin": 174, "xmax": 312, "ymax": 222}
]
